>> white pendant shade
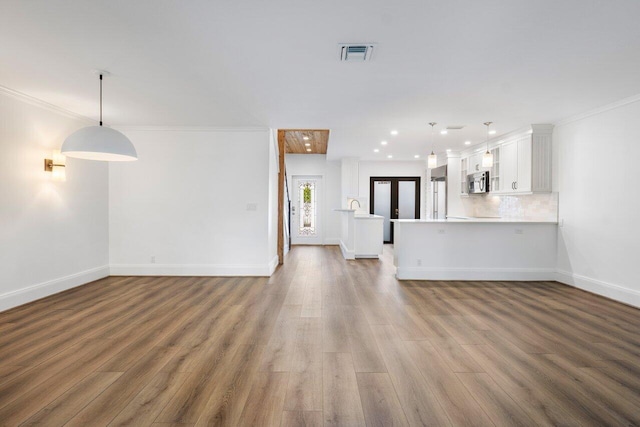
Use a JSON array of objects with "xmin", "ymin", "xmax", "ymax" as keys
[
  {"xmin": 482, "ymin": 151, "xmax": 493, "ymax": 168},
  {"xmin": 61, "ymin": 126, "xmax": 137, "ymax": 161},
  {"xmin": 427, "ymin": 152, "xmax": 438, "ymax": 169}
]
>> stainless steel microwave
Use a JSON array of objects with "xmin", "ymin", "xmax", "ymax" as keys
[{"xmin": 468, "ymin": 171, "xmax": 490, "ymax": 194}]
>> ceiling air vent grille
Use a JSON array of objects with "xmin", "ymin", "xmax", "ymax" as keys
[
  {"xmin": 339, "ymin": 44, "xmax": 375, "ymax": 61},
  {"xmin": 446, "ymin": 125, "xmax": 465, "ymax": 130}
]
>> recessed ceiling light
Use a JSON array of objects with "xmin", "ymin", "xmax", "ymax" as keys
[
  {"xmin": 387, "ymin": 155, "xmax": 393, "ymax": 159},
  {"xmin": 440, "ymin": 130, "xmax": 448, "ymax": 135},
  {"xmin": 414, "ymin": 155, "xmax": 420, "ymax": 158},
  {"xmin": 465, "ymin": 141, "xmax": 471, "ymax": 145},
  {"xmin": 390, "ymin": 130, "xmax": 398, "ymax": 136},
  {"xmin": 381, "ymin": 141, "xmax": 388, "ymax": 145},
  {"xmin": 373, "ymin": 148, "xmax": 379, "ymax": 153},
  {"xmin": 489, "ymin": 130, "xmax": 496, "ymax": 135},
  {"xmin": 303, "ymin": 136, "xmax": 310, "ymax": 140},
  {"xmin": 305, "ymin": 143, "xmax": 311, "ymax": 147},
  {"xmin": 306, "ymin": 148, "xmax": 312, "ymax": 152}
]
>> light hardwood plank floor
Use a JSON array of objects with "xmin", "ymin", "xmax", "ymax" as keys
[{"xmin": 1, "ymin": 245, "xmax": 639, "ymax": 426}]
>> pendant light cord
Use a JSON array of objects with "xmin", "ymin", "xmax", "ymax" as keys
[
  {"xmin": 99, "ymin": 74, "xmax": 103, "ymax": 126},
  {"xmin": 484, "ymin": 121, "xmax": 492, "ymax": 153},
  {"xmin": 429, "ymin": 122, "xmax": 436, "ymax": 154}
]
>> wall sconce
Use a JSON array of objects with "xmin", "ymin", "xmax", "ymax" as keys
[{"xmin": 44, "ymin": 150, "xmax": 66, "ymax": 181}]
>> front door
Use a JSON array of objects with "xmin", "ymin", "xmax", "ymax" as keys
[
  {"xmin": 291, "ymin": 176, "xmax": 323, "ymax": 245},
  {"xmin": 370, "ymin": 177, "xmax": 420, "ymax": 243}
]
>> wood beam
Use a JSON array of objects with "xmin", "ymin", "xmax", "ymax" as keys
[{"xmin": 277, "ymin": 130, "xmax": 285, "ymax": 265}]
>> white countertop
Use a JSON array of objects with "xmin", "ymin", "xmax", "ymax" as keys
[
  {"xmin": 333, "ymin": 209, "xmax": 383, "ymax": 220},
  {"xmin": 354, "ymin": 214, "xmax": 384, "ymax": 220},
  {"xmin": 392, "ymin": 217, "xmax": 557, "ymax": 224}
]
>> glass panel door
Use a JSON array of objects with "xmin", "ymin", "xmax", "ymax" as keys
[
  {"xmin": 398, "ymin": 181, "xmax": 416, "ymax": 219},
  {"xmin": 373, "ymin": 181, "xmax": 392, "ymax": 242}
]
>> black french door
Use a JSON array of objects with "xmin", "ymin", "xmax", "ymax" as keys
[{"xmin": 370, "ymin": 177, "xmax": 421, "ymax": 243}]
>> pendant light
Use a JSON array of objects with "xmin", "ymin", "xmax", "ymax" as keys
[
  {"xmin": 482, "ymin": 121, "xmax": 493, "ymax": 168},
  {"xmin": 61, "ymin": 72, "xmax": 137, "ymax": 161},
  {"xmin": 427, "ymin": 122, "xmax": 437, "ymax": 169}
]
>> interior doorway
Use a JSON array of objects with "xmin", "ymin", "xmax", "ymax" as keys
[
  {"xmin": 370, "ymin": 177, "xmax": 420, "ymax": 243},
  {"xmin": 291, "ymin": 175, "xmax": 323, "ymax": 245}
]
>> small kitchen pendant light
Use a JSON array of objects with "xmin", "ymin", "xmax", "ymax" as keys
[
  {"xmin": 61, "ymin": 72, "xmax": 137, "ymax": 161},
  {"xmin": 427, "ymin": 122, "xmax": 437, "ymax": 169},
  {"xmin": 482, "ymin": 121, "xmax": 493, "ymax": 168}
]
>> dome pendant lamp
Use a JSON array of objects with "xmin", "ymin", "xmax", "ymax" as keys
[
  {"xmin": 61, "ymin": 72, "xmax": 137, "ymax": 161},
  {"xmin": 427, "ymin": 122, "xmax": 437, "ymax": 169},
  {"xmin": 481, "ymin": 121, "xmax": 493, "ymax": 168}
]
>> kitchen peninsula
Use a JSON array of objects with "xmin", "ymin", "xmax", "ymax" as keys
[
  {"xmin": 391, "ymin": 218, "xmax": 558, "ymax": 280},
  {"xmin": 334, "ymin": 209, "xmax": 384, "ymax": 260}
]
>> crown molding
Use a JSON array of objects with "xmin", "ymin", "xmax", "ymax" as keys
[
  {"xmin": 0, "ymin": 84, "xmax": 96, "ymax": 123},
  {"xmin": 113, "ymin": 125, "xmax": 271, "ymax": 133},
  {"xmin": 554, "ymin": 92, "xmax": 640, "ymax": 126}
]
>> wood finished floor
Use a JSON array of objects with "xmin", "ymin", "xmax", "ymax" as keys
[{"xmin": 1, "ymin": 246, "xmax": 639, "ymax": 426}]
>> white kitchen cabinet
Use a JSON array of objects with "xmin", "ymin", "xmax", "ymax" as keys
[
  {"xmin": 468, "ymin": 152, "xmax": 491, "ymax": 174},
  {"xmin": 500, "ymin": 141, "xmax": 518, "ymax": 193},
  {"xmin": 489, "ymin": 146, "xmax": 501, "ymax": 192},
  {"xmin": 496, "ymin": 136, "xmax": 531, "ymax": 193},
  {"xmin": 463, "ymin": 125, "xmax": 552, "ymax": 196},
  {"xmin": 517, "ymin": 137, "xmax": 532, "ymax": 192}
]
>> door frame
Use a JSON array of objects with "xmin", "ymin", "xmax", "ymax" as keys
[{"xmin": 369, "ymin": 176, "xmax": 421, "ymax": 243}]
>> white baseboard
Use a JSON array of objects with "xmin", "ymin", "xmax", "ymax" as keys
[
  {"xmin": 396, "ymin": 267, "xmax": 556, "ymax": 281},
  {"xmin": 323, "ymin": 237, "xmax": 340, "ymax": 245},
  {"xmin": 109, "ymin": 262, "xmax": 275, "ymax": 277},
  {"xmin": 339, "ymin": 240, "xmax": 355, "ymax": 260},
  {"xmin": 555, "ymin": 269, "xmax": 640, "ymax": 308},
  {"xmin": 0, "ymin": 265, "xmax": 109, "ymax": 312}
]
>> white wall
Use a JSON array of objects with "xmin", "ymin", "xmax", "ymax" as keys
[
  {"xmin": 109, "ymin": 128, "xmax": 277, "ymax": 276},
  {"xmin": 0, "ymin": 90, "xmax": 109, "ymax": 311},
  {"xmin": 358, "ymin": 160, "xmax": 428, "ymax": 218},
  {"xmin": 285, "ymin": 154, "xmax": 341, "ymax": 245},
  {"xmin": 554, "ymin": 98, "xmax": 640, "ymax": 307}
]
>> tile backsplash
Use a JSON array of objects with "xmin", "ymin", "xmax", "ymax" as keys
[{"xmin": 461, "ymin": 192, "xmax": 558, "ymax": 221}]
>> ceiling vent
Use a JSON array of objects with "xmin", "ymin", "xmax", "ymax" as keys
[
  {"xmin": 339, "ymin": 44, "xmax": 375, "ymax": 61},
  {"xmin": 446, "ymin": 125, "xmax": 465, "ymax": 130}
]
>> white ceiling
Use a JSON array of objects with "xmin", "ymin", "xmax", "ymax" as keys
[{"xmin": 2, "ymin": 0, "xmax": 640, "ymax": 160}]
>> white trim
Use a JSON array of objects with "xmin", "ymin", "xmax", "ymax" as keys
[
  {"xmin": 0, "ymin": 85, "xmax": 95, "ymax": 123},
  {"xmin": 554, "ymin": 92, "xmax": 640, "ymax": 126},
  {"xmin": 268, "ymin": 255, "xmax": 279, "ymax": 275},
  {"xmin": 396, "ymin": 267, "xmax": 556, "ymax": 281},
  {"xmin": 113, "ymin": 125, "xmax": 270, "ymax": 133},
  {"xmin": 109, "ymin": 263, "xmax": 275, "ymax": 277},
  {"xmin": 323, "ymin": 237, "xmax": 341, "ymax": 245},
  {"xmin": 0, "ymin": 266, "xmax": 109, "ymax": 312},
  {"xmin": 555, "ymin": 270, "xmax": 640, "ymax": 309},
  {"xmin": 339, "ymin": 240, "xmax": 355, "ymax": 260}
]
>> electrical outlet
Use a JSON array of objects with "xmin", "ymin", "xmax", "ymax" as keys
[
  {"xmin": 438, "ymin": 229, "xmax": 445, "ymax": 234},
  {"xmin": 417, "ymin": 259, "xmax": 422, "ymax": 266},
  {"xmin": 515, "ymin": 229, "xmax": 524, "ymax": 235},
  {"xmin": 151, "ymin": 255, "xmax": 156, "ymax": 263},
  {"xmin": 246, "ymin": 203, "xmax": 257, "ymax": 211}
]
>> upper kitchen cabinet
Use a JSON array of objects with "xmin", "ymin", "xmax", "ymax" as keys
[
  {"xmin": 500, "ymin": 137, "xmax": 532, "ymax": 193},
  {"xmin": 497, "ymin": 124, "xmax": 552, "ymax": 194},
  {"xmin": 461, "ymin": 124, "xmax": 553, "ymax": 195}
]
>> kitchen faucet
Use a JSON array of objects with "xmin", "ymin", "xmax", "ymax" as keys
[{"xmin": 349, "ymin": 199, "xmax": 361, "ymax": 210}]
